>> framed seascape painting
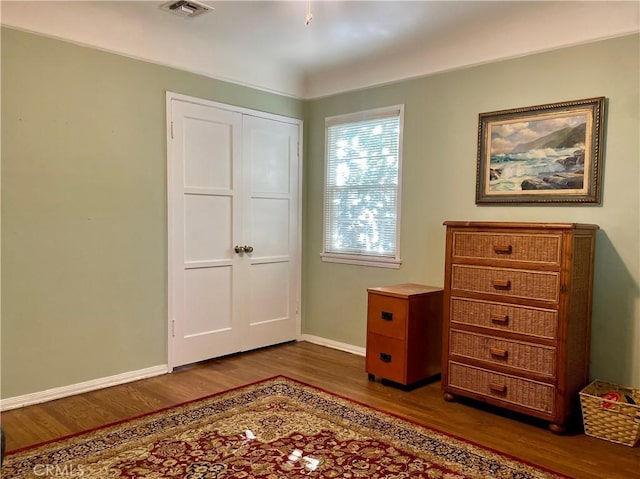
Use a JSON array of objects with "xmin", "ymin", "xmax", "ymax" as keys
[{"xmin": 476, "ymin": 97, "xmax": 605, "ymax": 204}]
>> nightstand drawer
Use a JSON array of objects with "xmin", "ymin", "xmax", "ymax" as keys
[
  {"xmin": 451, "ymin": 231, "xmax": 562, "ymax": 265},
  {"xmin": 450, "ymin": 297, "xmax": 558, "ymax": 339},
  {"xmin": 448, "ymin": 362, "xmax": 554, "ymax": 414},
  {"xmin": 449, "ymin": 330, "xmax": 556, "ymax": 377},
  {"xmin": 451, "ymin": 265, "xmax": 559, "ymax": 302},
  {"xmin": 366, "ymin": 333, "xmax": 407, "ymax": 384},
  {"xmin": 367, "ymin": 294, "xmax": 408, "ymax": 340}
]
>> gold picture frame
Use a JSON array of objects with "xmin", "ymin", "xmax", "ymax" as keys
[{"xmin": 476, "ymin": 97, "xmax": 605, "ymax": 204}]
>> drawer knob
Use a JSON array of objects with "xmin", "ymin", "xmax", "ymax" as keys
[
  {"xmin": 379, "ymin": 352, "xmax": 392, "ymax": 363},
  {"xmin": 489, "ymin": 347, "xmax": 508, "ymax": 358},
  {"xmin": 492, "ymin": 279, "xmax": 511, "ymax": 290},
  {"xmin": 490, "ymin": 314, "xmax": 509, "ymax": 325},
  {"xmin": 494, "ymin": 245, "xmax": 513, "ymax": 254},
  {"xmin": 489, "ymin": 383, "xmax": 507, "ymax": 394},
  {"xmin": 381, "ymin": 311, "xmax": 393, "ymax": 321}
]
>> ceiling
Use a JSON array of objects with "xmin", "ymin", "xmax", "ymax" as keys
[{"xmin": 1, "ymin": 1, "xmax": 639, "ymax": 98}]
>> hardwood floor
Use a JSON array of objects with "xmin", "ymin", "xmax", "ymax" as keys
[{"xmin": 2, "ymin": 341, "xmax": 638, "ymax": 478}]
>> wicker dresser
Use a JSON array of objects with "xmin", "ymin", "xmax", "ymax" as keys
[{"xmin": 441, "ymin": 221, "xmax": 598, "ymax": 433}]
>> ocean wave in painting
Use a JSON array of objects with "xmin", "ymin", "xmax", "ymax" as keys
[{"xmin": 490, "ymin": 147, "xmax": 584, "ymax": 191}]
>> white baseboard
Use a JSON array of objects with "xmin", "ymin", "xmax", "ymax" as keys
[
  {"xmin": 300, "ymin": 334, "xmax": 366, "ymax": 357},
  {"xmin": 0, "ymin": 364, "xmax": 169, "ymax": 411},
  {"xmin": 1, "ymin": 339, "xmax": 362, "ymax": 411}
]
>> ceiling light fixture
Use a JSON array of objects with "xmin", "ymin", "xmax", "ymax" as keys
[{"xmin": 305, "ymin": 0, "xmax": 313, "ymax": 25}]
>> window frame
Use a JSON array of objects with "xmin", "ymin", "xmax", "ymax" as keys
[{"xmin": 321, "ymin": 105, "xmax": 404, "ymax": 269}]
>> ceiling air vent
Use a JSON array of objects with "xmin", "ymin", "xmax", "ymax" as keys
[{"xmin": 161, "ymin": 0, "xmax": 212, "ymax": 18}]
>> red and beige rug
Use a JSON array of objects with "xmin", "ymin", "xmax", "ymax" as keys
[{"xmin": 3, "ymin": 376, "xmax": 570, "ymax": 478}]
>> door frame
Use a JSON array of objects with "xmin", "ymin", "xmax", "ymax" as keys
[{"xmin": 166, "ymin": 91, "xmax": 303, "ymax": 370}]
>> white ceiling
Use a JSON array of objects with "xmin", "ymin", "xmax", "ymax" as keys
[{"xmin": 1, "ymin": 1, "xmax": 639, "ymax": 98}]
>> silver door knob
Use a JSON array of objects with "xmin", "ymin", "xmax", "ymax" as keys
[
  {"xmin": 243, "ymin": 245, "xmax": 254, "ymax": 253},
  {"xmin": 234, "ymin": 245, "xmax": 245, "ymax": 254}
]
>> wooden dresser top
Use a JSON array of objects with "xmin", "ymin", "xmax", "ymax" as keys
[{"xmin": 443, "ymin": 221, "xmax": 599, "ymax": 230}]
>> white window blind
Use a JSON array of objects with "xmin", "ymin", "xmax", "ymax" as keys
[{"xmin": 322, "ymin": 106, "xmax": 403, "ymax": 267}]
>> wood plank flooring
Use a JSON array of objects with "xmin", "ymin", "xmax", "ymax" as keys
[{"xmin": 1, "ymin": 341, "xmax": 638, "ymax": 478}]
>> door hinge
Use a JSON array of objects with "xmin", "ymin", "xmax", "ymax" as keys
[
  {"xmin": 171, "ymin": 319, "xmax": 176, "ymax": 337},
  {"xmin": 170, "ymin": 121, "xmax": 174, "ymax": 139}
]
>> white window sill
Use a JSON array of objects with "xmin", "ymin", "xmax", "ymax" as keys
[{"xmin": 320, "ymin": 253, "xmax": 402, "ymax": 269}]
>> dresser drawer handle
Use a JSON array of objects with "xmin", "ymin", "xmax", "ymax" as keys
[
  {"xmin": 493, "ymin": 245, "xmax": 513, "ymax": 254},
  {"xmin": 379, "ymin": 353, "xmax": 392, "ymax": 363},
  {"xmin": 489, "ymin": 347, "xmax": 508, "ymax": 358},
  {"xmin": 490, "ymin": 314, "xmax": 509, "ymax": 325},
  {"xmin": 492, "ymin": 279, "xmax": 511, "ymax": 290},
  {"xmin": 489, "ymin": 383, "xmax": 507, "ymax": 394},
  {"xmin": 381, "ymin": 311, "xmax": 393, "ymax": 321}
]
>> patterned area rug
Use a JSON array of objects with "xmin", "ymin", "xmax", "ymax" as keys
[{"xmin": 3, "ymin": 377, "xmax": 570, "ymax": 479}]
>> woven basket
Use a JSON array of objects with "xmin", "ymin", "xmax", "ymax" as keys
[{"xmin": 580, "ymin": 380, "xmax": 640, "ymax": 446}]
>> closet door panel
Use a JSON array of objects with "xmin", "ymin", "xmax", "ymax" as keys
[{"xmin": 168, "ymin": 95, "xmax": 301, "ymax": 368}]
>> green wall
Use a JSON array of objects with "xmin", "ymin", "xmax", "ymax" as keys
[
  {"xmin": 304, "ymin": 33, "xmax": 640, "ymax": 387},
  {"xmin": 1, "ymin": 27, "xmax": 303, "ymax": 398},
  {"xmin": 2, "ymin": 27, "xmax": 638, "ymax": 399}
]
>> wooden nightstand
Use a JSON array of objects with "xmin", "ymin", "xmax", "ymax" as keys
[{"xmin": 366, "ymin": 283, "xmax": 443, "ymax": 386}]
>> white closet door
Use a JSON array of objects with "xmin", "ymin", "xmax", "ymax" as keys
[
  {"xmin": 168, "ymin": 94, "xmax": 301, "ymax": 369},
  {"xmin": 241, "ymin": 115, "xmax": 300, "ymax": 351},
  {"xmin": 169, "ymin": 99, "xmax": 243, "ymax": 367}
]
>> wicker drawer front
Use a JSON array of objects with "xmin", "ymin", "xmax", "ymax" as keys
[
  {"xmin": 451, "ymin": 232, "xmax": 562, "ymax": 265},
  {"xmin": 450, "ymin": 297, "xmax": 558, "ymax": 339},
  {"xmin": 451, "ymin": 265, "xmax": 559, "ymax": 302},
  {"xmin": 448, "ymin": 362, "xmax": 555, "ymax": 414},
  {"xmin": 367, "ymin": 295, "xmax": 408, "ymax": 340},
  {"xmin": 449, "ymin": 330, "xmax": 556, "ymax": 377}
]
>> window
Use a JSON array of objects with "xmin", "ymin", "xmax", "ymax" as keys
[{"xmin": 322, "ymin": 105, "xmax": 403, "ymax": 268}]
